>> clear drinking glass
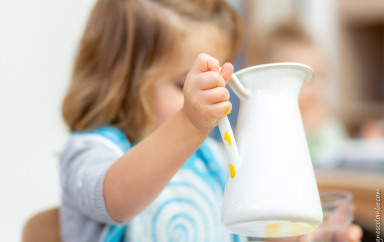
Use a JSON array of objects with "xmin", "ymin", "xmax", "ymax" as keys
[{"xmin": 304, "ymin": 190, "xmax": 353, "ymax": 242}]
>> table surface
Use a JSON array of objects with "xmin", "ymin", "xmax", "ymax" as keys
[{"xmin": 315, "ymin": 168, "xmax": 384, "ymax": 233}]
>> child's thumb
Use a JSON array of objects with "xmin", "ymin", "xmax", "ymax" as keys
[
  {"xmin": 189, "ymin": 53, "xmax": 220, "ymax": 75},
  {"xmin": 220, "ymin": 62, "xmax": 234, "ymax": 84}
]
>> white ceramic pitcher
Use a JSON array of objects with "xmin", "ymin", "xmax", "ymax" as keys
[{"xmin": 218, "ymin": 63, "xmax": 323, "ymax": 237}]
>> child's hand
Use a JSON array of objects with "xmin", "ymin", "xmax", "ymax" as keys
[
  {"xmin": 182, "ymin": 53, "xmax": 234, "ymax": 131},
  {"xmin": 346, "ymin": 224, "xmax": 363, "ymax": 242}
]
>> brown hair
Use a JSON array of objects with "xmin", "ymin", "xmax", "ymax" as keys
[
  {"xmin": 258, "ymin": 19, "xmax": 313, "ymax": 63},
  {"xmin": 62, "ymin": 0, "xmax": 243, "ymax": 142}
]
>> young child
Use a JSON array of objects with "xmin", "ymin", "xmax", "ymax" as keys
[
  {"xmin": 256, "ymin": 21, "xmax": 363, "ymax": 242},
  {"xmin": 60, "ymin": 0, "xmax": 243, "ymax": 241},
  {"xmin": 257, "ymin": 20, "xmax": 349, "ymax": 167}
]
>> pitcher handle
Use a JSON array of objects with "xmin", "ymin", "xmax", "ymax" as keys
[
  {"xmin": 217, "ymin": 73, "xmax": 250, "ymax": 179},
  {"xmin": 227, "ymin": 73, "xmax": 251, "ymax": 100},
  {"xmin": 217, "ymin": 116, "xmax": 241, "ymax": 179}
]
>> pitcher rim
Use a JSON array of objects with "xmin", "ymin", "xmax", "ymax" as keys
[{"xmin": 234, "ymin": 62, "xmax": 314, "ymax": 82}]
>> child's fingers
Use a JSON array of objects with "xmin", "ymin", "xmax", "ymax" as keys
[
  {"xmin": 347, "ymin": 224, "xmax": 363, "ymax": 242},
  {"xmin": 220, "ymin": 62, "xmax": 234, "ymax": 84},
  {"xmin": 208, "ymin": 101, "xmax": 232, "ymax": 118},
  {"xmin": 189, "ymin": 53, "xmax": 220, "ymax": 75},
  {"xmin": 194, "ymin": 72, "xmax": 226, "ymax": 90},
  {"xmin": 201, "ymin": 87, "xmax": 230, "ymax": 104}
]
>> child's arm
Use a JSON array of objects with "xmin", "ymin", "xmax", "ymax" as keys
[{"xmin": 104, "ymin": 54, "xmax": 233, "ymax": 222}]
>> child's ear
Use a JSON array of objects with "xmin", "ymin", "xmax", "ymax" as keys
[{"xmin": 219, "ymin": 62, "xmax": 234, "ymax": 84}]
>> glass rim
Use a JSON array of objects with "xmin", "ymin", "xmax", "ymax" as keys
[
  {"xmin": 314, "ymin": 216, "xmax": 354, "ymax": 232},
  {"xmin": 319, "ymin": 190, "xmax": 352, "ymax": 207}
]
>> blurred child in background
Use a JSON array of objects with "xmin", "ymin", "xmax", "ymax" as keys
[
  {"xmin": 258, "ymin": 20, "xmax": 349, "ymax": 167},
  {"xmin": 256, "ymin": 20, "xmax": 362, "ymax": 242}
]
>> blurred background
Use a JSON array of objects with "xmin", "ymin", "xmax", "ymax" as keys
[{"xmin": 0, "ymin": 0, "xmax": 383, "ymax": 241}]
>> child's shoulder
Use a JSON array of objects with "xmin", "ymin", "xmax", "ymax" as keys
[
  {"xmin": 61, "ymin": 126, "xmax": 131, "ymax": 160},
  {"xmin": 72, "ymin": 126, "xmax": 131, "ymax": 152}
]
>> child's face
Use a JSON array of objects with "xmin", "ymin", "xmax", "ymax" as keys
[
  {"xmin": 270, "ymin": 42, "xmax": 326, "ymax": 133},
  {"xmin": 148, "ymin": 26, "xmax": 230, "ymax": 129}
]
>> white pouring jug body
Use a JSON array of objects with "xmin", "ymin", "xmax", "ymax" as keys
[{"xmin": 218, "ymin": 63, "xmax": 323, "ymax": 237}]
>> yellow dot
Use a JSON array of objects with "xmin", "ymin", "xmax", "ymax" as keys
[
  {"xmin": 230, "ymin": 162, "xmax": 236, "ymax": 179},
  {"xmin": 224, "ymin": 131, "xmax": 232, "ymax": 146},
  {"xmin": 235, "ymin": 200, "xmax": 238, "ymax": 204},
  {"xmin": 265, "ymin": 222, "xmax": 318, "ymax": 237},
  {"xmin": 225, "ymin": 109, "xmax": 231, "ymax": 115},
  {"xmin": 265, "ymin": 222, "xmax": 283, "ymax": 237}
]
